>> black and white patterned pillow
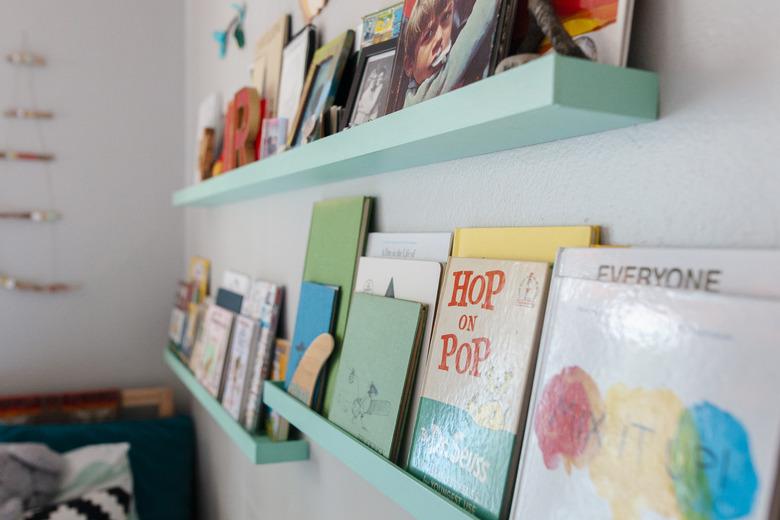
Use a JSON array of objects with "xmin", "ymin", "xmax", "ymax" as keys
[{"xmin": 23, "ymin": 486, "xmax": 131, "ymax": 520}]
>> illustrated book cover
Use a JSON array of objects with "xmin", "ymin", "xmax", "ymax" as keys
[
  {"xmin": 554, "ymin": 247, "xmax": 780, "ymax": 298},
  {"xmin": 302, "ymin": 196, "xmax": 372, "ymax": 416},
  {"xmin": 242, "ymin": 281, "xmax": 284, "ymax": 432},
  {"xmin": 221, "ymin": 269, "xmax": 252, "ymax": 296},
  {"xmin": 187, "ymin": 257, "xmax": 211, "ymax": 303},
  {"xmin": 168, "ymin": 307, "xmax": 187, "ymax": 346},
  {"xmin": 328, "ymin": 293, "xmax": 426, "ymax": 461},
  {"xmin": 354, "ymin": 256, "xmax": 443, "ymax": 463},
  {"xmin": 408, "ymin": 257, "xmax": 551, "ymax": 520},
  {"xmin": 511, "ymin": 274, "xmax": 780, "ymax": 520},
  {"xmin": 189, "ymin": 303, "xmax": 235, "ymax": 398},
  {"xmin": 284, "ymin": 282, "xmax": 339, "ymax": 395},
  {"xmin": 452, "ymin": 226, "xmax": 600, "ymax": 263},
  {"xmin": 221, "ymin": 315, "xmax": 259, "ymax": 423},
  {"xmin": 365, "ymin": 232, "xmax": 453, "ymax": 263}
]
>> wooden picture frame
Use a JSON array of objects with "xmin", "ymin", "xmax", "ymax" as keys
[
  {"xmin": 342, "ymin": 38, "xmax": 398, "ymax": 131},
  {"xmin": 288, "ymin": 30, "xmax": 355, "ymax": 148},
  {"xmin": 251, "ymin": 14, "xmax": 290, "ymax": 117}
]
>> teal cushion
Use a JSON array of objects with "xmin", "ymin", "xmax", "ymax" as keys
[{"xmin": 0, "ymin": 415, "xmax": 194, "ymax": 520}]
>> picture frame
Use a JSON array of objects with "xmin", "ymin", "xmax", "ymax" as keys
[
  {"xmin": 251, "ymin": 14, "xmax": 290, "ymax": 117},
  {"xmin": 299, "ymin": 0, "xmax": 328, "ymax": 24},
  {"xmin": 386, "ymin": 0, "xmax": 512, "ymax": 114},
  {"xmin": 277, "ymin": 25, "xmax": 316, "ymax": 137},
  {"xmin": 342, "ymin": 38, "xmax": 398, "ymax": 131},
  {"xmin": 288, "ymin": 30, "xmax": 355, "ymax": 148}
]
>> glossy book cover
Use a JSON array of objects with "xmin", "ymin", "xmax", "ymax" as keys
[
  {"xmin": 408, "ymin": 257, "xmax": 551, "ymax": 520},
  {"xmin": 328, "ymin": 293, "xmax": 426, "ymax": 460},
  {"xmin": 221, "ymin": 315, "xmax": 258, "ymax": 422},
  {"xmin": 511, "ymin": 277, "xmax": 780, "ymax": 520}
]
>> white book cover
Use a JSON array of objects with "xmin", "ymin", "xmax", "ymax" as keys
[
  {"xmin": 556, "ymin": 247, "xmax": 780, "ymax": 298},
  {"xmin": 221, "ymin": 270, "xmax": 252, "ymax": 296},
  {"xmin": 354, "ymin": 256, "xmax": 444, "ymax": 463},
  {"xmin": 221, "ymin": 315, "xmax": 259, "ymax": 422},
  {"xmin": 189, "ymin": 303, "xmax": 234, "ymax": 398},
  {"xmin": 511, "ymin": 277, "xmax": 780, "ymax": 520},
  {"xmin": 365, "ymin": 232, "xmax": 452, "ymax": 263},
  {"xmin": 168, "ymin": 307, "xmax": 187, "ymax": 345},
  {"xmin": 243, "ymin": 282, "xmax": 283, "ymax": 431}
]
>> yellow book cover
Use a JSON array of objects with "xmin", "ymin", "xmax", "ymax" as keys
[{"xmin": 452, "ymin": 226, "xmax": 600, "ymax": 263}]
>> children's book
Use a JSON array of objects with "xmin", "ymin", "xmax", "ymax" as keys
[
  {"xmin": 354, "ymin": 256, "xmax": 443, "ymax": 463},
  {"xmin": 242, "ymin": 281, "xmax": 284, "ymax": 432},
  {"xmin": 176, "ymin": 280, "xmax": 196, "ymax": 310},
  {"xmin": 285, "ymin": 282, "xmax": 339, "ymax": 394},
  {"xmin": 408, "ymin": 257, "xmax": 551, "ymax": 520},
  {"xmin": 187, "ymin": 257, "xmax": 211, "ymax": 303},
  {"xmin": 511, "ymin": 275, "xmax": 780, "ymax": 520},
  {"xmin": 554, "ymin": 247, "xmax": 780, "ymax": 298},
  {"xmin": 452, "ymin": 226, "xmax": 600, "ymax": 263},
  {"xmin": 221, "ymin": 315, "xmax": 258, "ymax": 423},
  {"xmin": 265, "ymin": 339, "xmax": 291, "ymax": 437},
  {"xmin": 302, "ymin": 196, "xmax": 372, "ymax": 416},
  {"xmin": 328, "ymin": 293, "xmax": 426, "ymax": 461},
  {"xmin": 180, "ymin": 302, "xmax": 205, "ymax": 362},
  {"xmin": 221, "ymin": 269, "xmax": 252, "ymax": 296},
  {"xmin": 189, "ymin": 303, "xmax": 235, "ymax": 398},
  {"xmin": 365, "ymin": 232, "xmax": 453, "ymax": 263},
  {"xmin": 215, "ymin": 287, "xmax": 243, "ymax": 314},
  {"xmin": 542, "ymin": 0, "xmax": 635, "ymax": 67},
  {"xmin": 168, "ymin": 307, "xmax": 187, "ymax": 346}
]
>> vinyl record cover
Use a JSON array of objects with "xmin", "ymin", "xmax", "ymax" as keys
[
  {"xmin": 328, "ymin": 293, "xmax": 426, "ymax": 460},
  {"xmin": 511, "ymin": 277, "xmax": 780, "ymax": 520},
  {"xmin": 221, "ymin": 315, "xmax": 259, "ymax": 422},
  {"xmin": 408, "ymin": 257, "xmax": 551, "ymax": 520}
]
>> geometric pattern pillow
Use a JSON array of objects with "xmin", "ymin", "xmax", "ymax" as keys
[{"xmin": 23, "ymin": 486, "xmax": 131, "ymax": 520}]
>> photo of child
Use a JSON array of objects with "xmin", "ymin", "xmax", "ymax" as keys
[
  {"xmin": 388, "ymin": 0, "xmax": 503, "ymax": 112},
  {"xmin": 293, "ymin": 57, "xmax": 334, "ymax": 147},
  {"xmin": 349, "ymin": 49, "xmax": 396, "ymax": 127}
]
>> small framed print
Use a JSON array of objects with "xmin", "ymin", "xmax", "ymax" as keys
[
  {"xmin": 250, "ymin": 15, "xmax": 290, "ymax": 117},
  {"xmin": 343, "ymin": 38, "xmax": 398, "ymax": 130},
  {"xmin": 277, "ymin": 25, "xmax": 316, "ymax": 133},
  {"xmin": 260, "ymin": 118, "xmax": 289, "ymax": 159},
  {"xmin": 288, "ymin": 30, "xmax": 355, "ymax": 148}
]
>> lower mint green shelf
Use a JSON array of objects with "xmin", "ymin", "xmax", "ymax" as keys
[
  {"xmin": 164, "ymin": 348, "xmax": 309, "ymax": 464},
  {"xmin": 263, "ymin": 381, "xmax": 478, "ymax": 520}
]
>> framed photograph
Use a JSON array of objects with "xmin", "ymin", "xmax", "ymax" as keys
[
  {"xmin": 277, "ymin": 25, "xmax": 316, "ymax": 135},
  {"xmin": 288, "ymin": 30, "xmax": 355, "ymax": 148},
  {"xmin": 387, "ymin": 0, "xmax": 510, "ymax": 113},
  {"xmin": 260, "ymin": 118, "xmax": 289, "ymax": 159},
  {"xmin": 343, "ymin": 38, "xmax": 398, "ymax": 130},
  {"xmin": 251, "ymin": 15, "xmax": 290, "ymax": 117}
]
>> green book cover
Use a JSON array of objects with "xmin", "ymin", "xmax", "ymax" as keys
[
  {"xmin": 303, "ymin": 196, "xmax": 373, "ymax": 415},
  {"xmin": 327, "ymin": 293, "xmax": 426, "ymax": 461}
]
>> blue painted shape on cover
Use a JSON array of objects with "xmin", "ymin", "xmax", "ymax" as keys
[
  {"xmin": 216, "ymin": 288, "xmax": 243, "ymax": 314},
  {"xmin": 284, "ymin": 281, "xmax": 339, "ymax": 390}
]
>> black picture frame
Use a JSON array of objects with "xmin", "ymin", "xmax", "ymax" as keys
[{"xmin": 341, "ymin": 38, "xmax": 398, "ymax": 131}]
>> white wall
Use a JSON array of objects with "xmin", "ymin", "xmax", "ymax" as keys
[
  {"xmin": 185, "ymin": 1, "xmax": 780, "ymax": 519},
  {"xmin": 0, "ymin": 1, "xmax": 185, "ymax": 394}
]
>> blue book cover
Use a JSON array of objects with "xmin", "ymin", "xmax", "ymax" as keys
[{"xmin": 284, "ymin": 282, "xmax": 339, "ymax": 392}]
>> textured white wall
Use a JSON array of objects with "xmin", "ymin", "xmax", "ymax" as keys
[
  {"xmin": 184, "ymin": 1, "xmax": 780, "ymax": 519},
  {"xmin": 0, "ymin": 1, "xmax": 185, "ymax": 393}
]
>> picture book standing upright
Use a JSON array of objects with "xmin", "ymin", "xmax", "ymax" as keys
[
  {"xmin": 511, "ymin": 248, "xmax": 780, "ymax": 520},
  {"xmin": 354, "ymin": 256, "xmax": 443, "ymax": 463},
  {"xmin": 408, "ymin": 257, "xmax": 551, "ymax": 520},
  {"xmin": 220, "ymin": 315, "xmax": 258, "ymax": 422},
  {"xmin": 302, "ymin": 196, "xmax": 373, "ymax": 416},
  {"xmin": 242, "ymin": 280, "xmax": 284, "ymax": 432},
  {"xmin": 189, "ymin": 303, "xmax": 235, "ymax": 398},
  {"xmin": 328, "ymin": 293, "xmax": 427, "ymax": 460}
]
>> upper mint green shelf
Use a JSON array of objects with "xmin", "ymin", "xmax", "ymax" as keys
[
  {"xmin": 263, "ymin": 381, "xmax": 478, "ymax": 520},
  {"xmin": 173, "ymin": 54, "xmax": 658, "ymax": 207},
  {"xmin": 164, "ymin": 348, "xmax": 309, "ymax": 464}
]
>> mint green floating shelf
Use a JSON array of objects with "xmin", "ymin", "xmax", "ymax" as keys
[
  {"xmin": 163, "ymin": 348, "xmax": 309, "ymax": 464},
  {"xmin": 263, "ymin": 381, "xmax": 478, "ymax": 520},
  {"xmin": 174, "ymin": 54, "xmax": 658, "ymax": 207}
]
